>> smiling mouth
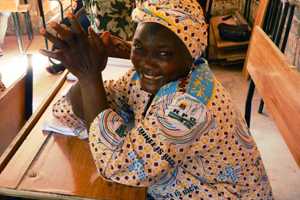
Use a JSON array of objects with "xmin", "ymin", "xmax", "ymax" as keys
[{"xmin": 142, "ymin": 73, "xmax": 163, "ymax": 80}]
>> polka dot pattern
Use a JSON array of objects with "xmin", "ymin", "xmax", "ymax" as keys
[{"xmin": 53, "ymin": 62, "xmax": 273, "ymax": 199}]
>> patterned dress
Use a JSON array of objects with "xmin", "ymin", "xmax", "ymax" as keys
[
  {"xmin": 83, "ymin": 0, "xmax": 136, "ymax": 40},
  {"xmin": 52, "ymin": 58, "xmax": 273, "ymax": 200}
]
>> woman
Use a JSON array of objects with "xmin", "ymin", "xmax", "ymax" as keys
[{"xmin": 40, "ymin": 0, "xmax": 273, "ymax": 199}]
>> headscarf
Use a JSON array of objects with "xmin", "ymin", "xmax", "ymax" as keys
[{"xmin": 132, "ymin": 0, "xmax": 208, "ymax": 58}]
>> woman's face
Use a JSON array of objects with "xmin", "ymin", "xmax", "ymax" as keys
[{"xmin": 131, "ymin": 22, "xmax": 193, "ymax": 95}]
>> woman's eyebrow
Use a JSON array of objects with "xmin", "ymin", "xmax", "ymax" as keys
[{"xmin": 132, "ymin": 38, "xmax": 142, "ymax": 44}]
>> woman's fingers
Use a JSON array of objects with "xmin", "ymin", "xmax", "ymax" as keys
[
  {"xmin": 67, "ymin": 13, "xmax": 86, "ymax": 36},
  {"xmin": 101, "ymin": 31, "xmax": 111, "ymax": 47},
  {"xmin": 40, "ymin": 28, "xmax": 68, "ymax": 49},
  {"xmin": 39, "ymin": 49, "xmax": 63, "ymax": 61},
  {"xmin": 89, "ymin": 27, "xmax": 106, "ymax": 54},
  {"xmin": 49, "ymin": 22, "xmax": 73, "ymax": 41}
]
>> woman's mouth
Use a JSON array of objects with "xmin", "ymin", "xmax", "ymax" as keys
[{"xmin": 141, "ymin": 73, "xmax": 163, "ymax": 80}]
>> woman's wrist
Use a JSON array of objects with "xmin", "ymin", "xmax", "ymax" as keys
[
  {"xmin": 78, "ymin": 74, "xmax": 103, "ymax": 86},
  {"xmin": 78, "ymin": 74, "xmax": 108, "ymax": 127}
]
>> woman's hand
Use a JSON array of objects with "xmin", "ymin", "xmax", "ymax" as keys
[
  {"xmin": 104, "ymin": 34, "xmax": 132, "ymax": 59},
  {"xmin": 39, "ymin": 14, "xmax": 108, "ymax": 81}
]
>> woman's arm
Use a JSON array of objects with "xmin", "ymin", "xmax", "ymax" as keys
[
  {"xmin": 66, "ymin": 33, "xmax": 132, "ymax": 121},
  {"xmin": 78, "ymin": 75, "xmax": 108, "ymax": 128},
  {"xmin": 40, "ymin": 14, "xmax": 109, "ymax": 127}
]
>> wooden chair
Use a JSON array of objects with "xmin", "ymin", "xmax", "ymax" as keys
[
  {"xmin": 0, "ymin": 54, "xmax": 33, "ymax": 156},
  {"xmin": 208, "ymin": 0, "xmax": 269, "ymax": 64},
  {"xmin": 243, "ymin": 26, "xmax": 300, "ymax": 167},
  {"xmin": 257, "ymin": 0, "xmax": 296, "ymax": 113}
]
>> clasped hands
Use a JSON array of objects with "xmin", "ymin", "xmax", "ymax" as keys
[{"xmin": 40, "ymin": 13, "xmax": 130, "ymax": 81}]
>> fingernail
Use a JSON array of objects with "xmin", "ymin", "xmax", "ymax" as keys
[
  {"xmin": 103, "ymin": 31, "xmax": 110, "ymax": 37},
  {"xmin": 102, "ymin": 32, "xmax": 111, "ymax": 41}
]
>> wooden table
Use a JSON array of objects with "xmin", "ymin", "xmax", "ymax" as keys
[
  {"xmin": 244, "ymin": 26, "xmax": 300, "ymax": 167},
  {"xmin": 0, "ymin": 61, "xmax": 147, "ymax": 199}
]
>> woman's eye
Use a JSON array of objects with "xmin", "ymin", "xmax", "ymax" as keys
[
  {"xmin": 159, "ymin": 51, "xmax": 171, "ymax": 57},
  {"xmin": 133, "ymin": 42, "xmax": 142, "ymax": 49}
]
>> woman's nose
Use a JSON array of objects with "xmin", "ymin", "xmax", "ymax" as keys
[{"xmin": 142, "ymin": 52, "xmax": 156, "ymax": 66}]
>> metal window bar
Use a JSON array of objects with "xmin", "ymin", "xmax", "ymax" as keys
[
  {"xmin": 263, "ymin": 0, "xmax": 274, "ymax": 31},
  {"xmin": 271, "ymin": 1, "xmax": 283, "ymax": 40},
  {"xmin": 281, "ymin": 4, "xmax": 295, "ymax": 52},
  {"xmin": 244, "ymin": 0, "xmax": 252, "ymax": 22},
  {"xmin": 274, "ymin": 1, "xmax": 290, "ymax": 46},
  {"xmin": 266, "ymin": 0, "xmax": 281, "ymax": 35}
]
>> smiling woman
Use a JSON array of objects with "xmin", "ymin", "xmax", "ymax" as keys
[
  {"xmin": 40, "ymin": 0, "xmax": 273, "ymax": 199},
  {"xmin": 131, "ymin": 23, "xmax": 193, "ymax": 94}
]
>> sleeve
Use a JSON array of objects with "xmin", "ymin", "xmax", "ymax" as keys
[
  {"xmin": 52, "ymin": 68, "xmax": 135, "ymax": 137},
  {"xmin": 88, "ymin": 93, "xmax": 215, "ymax": 187}
]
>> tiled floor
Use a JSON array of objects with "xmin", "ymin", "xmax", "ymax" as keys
[{"xmin": 0, "ymin": 34, "xmax": 299, "ymax": 199}]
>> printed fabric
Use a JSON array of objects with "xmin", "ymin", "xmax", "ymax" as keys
[
  {"xmin": 52, "ymin": 58, "xmax": 273, "ymax": 200},
  {"xmin": 83, "ymin": 0, "xmax": 136, "ymax": 40},
  {"xmin": 132, "ymin": 0, "xmax": 208, "ymax": 58}
]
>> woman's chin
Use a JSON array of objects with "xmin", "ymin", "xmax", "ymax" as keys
[{"xmin": 141, "ymin": 85, "xmax": 158, "ymax": 95}]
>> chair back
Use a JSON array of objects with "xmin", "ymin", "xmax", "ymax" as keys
[
  {"xmin": 244, "ymin": 26, "xmax": 300, "ymax": 167},
  {"xmin": 253, "ymin": 0, "xmax": 270, "ymax": 27},
  {"xmin": 0, "ymin": 55, "xmax": 33, "ymax": 156},
  {"xmin": 266, "ymin": 0, "xmax": 295, "ymax": 52}
]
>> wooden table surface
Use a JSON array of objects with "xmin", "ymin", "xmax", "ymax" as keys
[
  {"xmin": 0, "ymin": 65, "xmax": 146, "ymax": 199},
  {"xmin": 247, "ymin": 27, "xmax": 300, "ymax": 167}
]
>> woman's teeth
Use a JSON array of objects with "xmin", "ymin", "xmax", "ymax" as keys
[{"xmin": 142, "ymin": 73, "xmax": 163, "ymax": 80}]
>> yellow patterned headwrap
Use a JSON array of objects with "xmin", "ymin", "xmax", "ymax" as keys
[{"xmin": 132, "ymin": 0, "xmax": 208, "ymax": 58}]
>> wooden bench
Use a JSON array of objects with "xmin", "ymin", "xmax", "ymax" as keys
[
  {"xmin": 244, "ymin": 26, "xmax": 300, "ymax": 167},
  {"xmin": 0, "ymin": 54, "xmax": 33, "ymax": 156}
]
